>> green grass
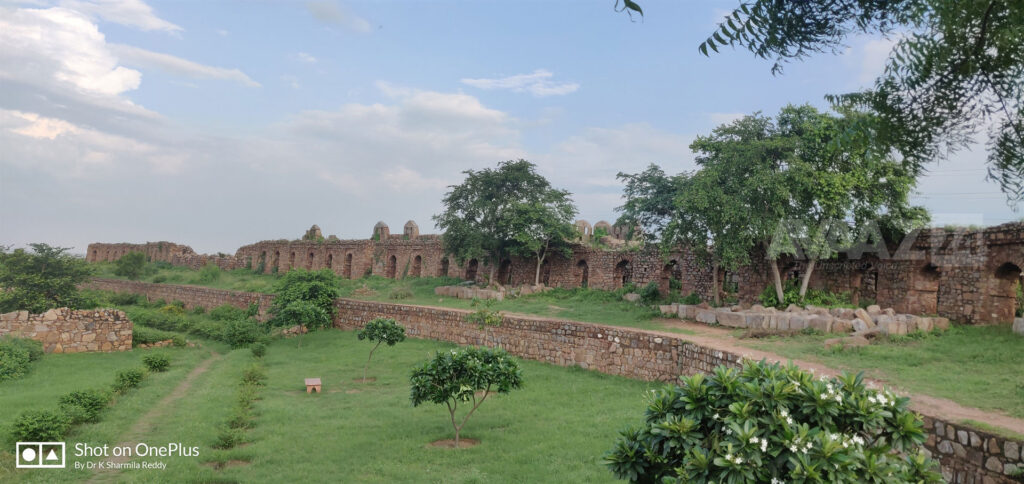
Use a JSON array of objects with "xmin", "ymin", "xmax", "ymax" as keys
[
  {"xmin": 1, "ymin": 330, "xmax": 658, "ymax": 483},
  {"xmin": 737, "ymin": 324, "xmax": 1024, "ymax": 419},
  {"xmin": 92, "ymin": 262, "xmax": 675, "ymax": 331}
]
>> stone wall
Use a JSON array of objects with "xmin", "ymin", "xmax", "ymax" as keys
[
  {"xmin": 83, "ymin": 279, "xmax": 275, "ymax": 321},
  {"xmin": 88, "ymin": 278, "xmax": 1023, "ymax": 481},
  {"xmin": 87, "ymin": 220, "xmax": 1024, "ymax": 324},
  {"xmin": 0, "ymin": 308, "xmax": 132, "ymax": 353}
]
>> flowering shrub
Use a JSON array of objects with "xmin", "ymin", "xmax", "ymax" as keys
[{"xmin": 604, "ymin": 360, "xmax": 942, "ymax": 483}]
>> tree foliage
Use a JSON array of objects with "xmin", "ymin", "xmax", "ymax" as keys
[
  {"xmin": 113, "ymin": 252, "xmax": 147, "ymax": 280},
  {"xmin": 688, "ymin": 0, "xmax": 1024, "ymax": 201},
  {"xmin": 604, "ymin": 360, "xmax": 942, "ymax": 483},
  {"xmin": 269, "ymin": 269, "xmax": 340, "ymax": 344},
  {"xmin": 357, "ymin": 317, "xmax": 406, "ymax": 380},
  {"xmin": 433, "ymin": 159, "xmax": 578, "ymax": 285},
  {"xmin": 410, "ymin": 346, "xmax": 523, "ymax": 446},
  {"xmin": 0, "ymin": 243, "xmax": 94, "ymax": 313}
]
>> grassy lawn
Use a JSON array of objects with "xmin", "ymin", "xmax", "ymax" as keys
[
  {"xmin": 2, "ymin": 327, "xmax": 658, "ymax": 483},
  {"xmin": 736, "ymin": 324, "xmax": 1024, "ymax": 419},
  {"xmin": 92, "ymin": 262, "xmax": 683, "ymax": 332}
]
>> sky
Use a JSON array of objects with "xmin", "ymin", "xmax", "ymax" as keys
[{"xmin": 0, "ymin": 0, "xmax": 1019, "ymax": 254}]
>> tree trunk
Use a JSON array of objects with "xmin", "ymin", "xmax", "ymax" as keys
[
  {"xmin": 712, "ymin": 261, "xmax": 721, "ymax": 307},
  {"xmin": 488, "ymin": 262, "xmax": 496, "ymax": 286},
  {"xmin": 363, "ymin": 341, "xmax": 381, "ymax": 381},
  {"xmin": 534, "ymin": 254, "xmax": 544, "ymax": 286},
  {"xmin": 798, "ymin": 259, "xmax": 817, "ymax": 299},
  {"xmin": 770, "ymin": 259, "xmax": 784, "ymax": 305}
]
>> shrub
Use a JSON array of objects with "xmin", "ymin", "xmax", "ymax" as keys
[
  {"xmin": 224, "ymin": 318, "xmax": 266, "ymax": 348},
  {"xmin": 114, "ymin": 368, "xmax": 145, "ymax": 393},
  {"xmin": 143, "ymin": 354, "xmax": 170, "ymax": 372},
  {"xmin": 760, "ymin": 280, "xmax": 853, "ymax": 309},
  {"xmin": 110, "ymin": 292, "xmax": 146, "ymax": 306},
  {"xmin": 269, "ymin": 269, "xmax": 340, "ymax": 331},
  {"xmin": 241, "ymin": 364, "xmax": 267, "ymax": 387},
  {"xmin": 356, "ymin": 318, "xmax": 406, "ymax": 380},
  {"xmin": 11, "ymin": 409, "xmax": 72, "ymax": 442},
  {"xmin": 213, "ymin": 426, "xmax": 244, "ymax": 449},
  {"xmin": 197, "ymin": 263, "xmax": 222, "ymax": 283},
  {"xmin": 604, "ymin": 360, "xmax": 942, "ymax": 483},
  {"xmin": 210, "ymin": 304, "xmax": 246, "ymax": 321},
  {"xmin": 388, "ymin": 287, "xmax": 414, "ymax": 300},
  {"xmin": 410, "ymin": 347, "xmax": 523, "ymax": 446},
  {"xmin": 639, "ymin": 281, "xmax": 660, "ymax": 303},
  {"xmin": 191, "ymin": 306, "xmax": 206, "ymax": 315},
  {"xmin": 159, "ymin": 304, "xmax": 184, "ymax": 315},
  {"xmin": 2, "ymin": 336, "xmax": 43, "ymax": 362},
  {"xmin": 681, "ymin": 292, "xmax": 702, "ymax": 305},
  {"xmin": 0, "ymin": 243, "xmax": 93, "ymax": 313},
  {"xmin": 132, "ymin": 326, "xmax": 176, "ymax": 346},
  {"xmin": 171, "ymin": 335, "xmax": 187, "ymax": 347},
  {"xmin": 113, "ymin": 252, "xmax": 147, "ymax": 280},
  {"xmin": 0, "ymin": 341, "xmax": 32, "ymax": 382},
  {"xmin": 58, "ymin": 389, "xmax": 110, "ymax": 424},
  {"xmin": 151, "ymin": 275, "xmax": 167, "ymax": 283},
  {"xmin": 250, "ymin": 342, "xmax": 266, "ymax": 358}
]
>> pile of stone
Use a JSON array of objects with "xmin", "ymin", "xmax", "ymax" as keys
[
  {"xmin": 434, "ymin": 284, "xmax": 553, "ymax": 301},
  {"xmin": 663, "ymin": 302, "xmax": 950, "ymax": 336},
  {"xmin": 280, "ymin": 324, "xmax": 308, "ymax": 337},
  {"xmin": 136, "ymin": 339, "xmax": 196, "ymax": 349}
]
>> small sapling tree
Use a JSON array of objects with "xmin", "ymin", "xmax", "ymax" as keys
[
  {"xmin": 410, "ymin": 347, "xmax": 523, "ymax": 447},
  {"xmin": 356, "ymin": 317, "xmax": 406, "ymax": 381},
  {"xmin": 464, "ymin": 298, "xmax": 502, "ymax": 347}
]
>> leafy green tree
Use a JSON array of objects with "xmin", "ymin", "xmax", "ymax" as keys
[
  {"xmin": 0, "ymin": 243, "xmax": 93, "ymax": 313},
  {"xmin": 410, "ymin": 346, "xmax": 523, "ymax": 447},
  {"xmin": 113, "ymin": 252, "xmax": 147, "ymax": 280},
  {"xmin": 615, "ymin": 164, "xmax": 681, "ymax": 243},
  {"xmin": 604, "ymin": 360, "xmax": 942, "ymax": 483},
  {"xmin": 434, "ymin": 159, "xmax": 578, "ymax": 285},
  {"xmin": 356, "ymin": 317, "xmax": 406, "ymax": 381},
  {"xmin": 683, "ymin": 0, "xmax": 1024, "ymax": 201},
  {"xmin": 269, "ymin": 269, "xmax": 340, "ymax": 346}
]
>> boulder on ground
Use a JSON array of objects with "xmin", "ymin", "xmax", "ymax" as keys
[
  {"xmin": 785, "ymin": 304, "xmax": 802, "ymax": 313},
  {"xmin": 832, "ymin": 319, "xmax": 854, "ymax": 333},
  {"xmin": 623, "ymin": 293, "xmax": 641, "ymax": 302},
  {"xmin": 696, "ymin": 309, "xmax": 718, "ymax": 325},
  {"xmin": 867, "ymin": 304, "xmax": 882, "ymax": 316},
  {"xmin": 717, "ymin": 311, "xmax": 745, "ymax": 328}
]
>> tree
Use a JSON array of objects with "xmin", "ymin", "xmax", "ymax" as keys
[
  {"xmin": 615, "ymin": 164, "xmax": 681, "ymax": 243},
  {"xmin": 604, "ymin": 360, "xmax": 942, "ymax": 483},
  {"xmin": 434, "ymin": 160, "xmax": 578, "ymax": 285},
  {"xmin": 268, "ymin": 269, "xmax": 340, "ymax": 346},
  {"xmin": 356, "ymin": 317, "xmax": 406, "ymax": 381},
  {"xmin": 113, "ymin": 252, "xmax": 147, "ymax": 280},
  {"xmin": 0, "ymin": 243, "xmax": 94, "ymax": 313},
  {"xmin": 410, "ymin": 346, "xmax": 523, "ymax": 447},
  {"xmin": 686, "ymin": 0, "xmax": 1024, "ymax": 201}
]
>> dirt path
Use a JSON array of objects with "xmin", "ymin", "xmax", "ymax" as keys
[
  {"xmin": 87, "ymin": 350, "xmax": 222, "ymax": 483},
  {"xmin": 649, "ymin": 318, "xmax": 1024, "ymax": 436}
]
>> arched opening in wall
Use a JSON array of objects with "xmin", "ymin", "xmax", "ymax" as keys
[
  {"xmin": 439, "ymin": 258, "xmax": 449, "ymax": 277},
  {"xmin": 540, "ymin": 259, "xmax": 552, "ymax": 286},
  {"xmin": 288, "ymin": 252, "xmax": 296, "ymax": 270},
  {"xmin": 258, "ymin": 251, "xmax": 267, "ymax": 273},
  {"xmin": 326, "ymin": 253, "xmax": 334, "ymax": 270},
  {"xmin": 386, "ymin": 255, "xmax": 397, "ymax": 279},
  {"xmin": 855, "ymin": 262, "xmax": 879, "ymax": 306},
  {"xmin": 576, "ymin": 260, "xmax": 589, "ymax": 288},
  {"xmin": 272, "ymin": 251, "xmax": 280, "ymax": 273},
  {"xmin": 497, "ymin": 259, "xmax": 512, "ymax": 286},
  {"xmin": 307, "ymin": 251, "xmax": 315, "ymax": 270},
  {"xmin": 989, "ymin": 262, "xmax": 1023, "ymax": 322},
  {"xmin": 91, "ymin": 249, "xmax": 97, "ymax": 260},
  {"xmin": 411, "ymin": 255, "xmax": 422, "ymax": 277},
  {"xmin": 465, "ymin": 259, "xmax": 479, "ymax": 282},
  {"xmin": 910, "ymin": 263, "xmax": 941, "ymax": 315},
  {"xmin": 659, "ymin": 260, "xmax": 681, "ymax": 297},
  {"xmin": 614, "ymin": 260, "xmax": 632, "ymax": 289},
  {"xmin": 344, "ymin": 253, "xmax": 353, "ymax": 279}
]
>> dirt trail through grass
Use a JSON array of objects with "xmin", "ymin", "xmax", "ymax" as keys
[
  {"xmin": 87, "ymin": 349, "xmax": 222, "ymax": 483},
  {"xmin": 651, "ymin": 319, "xmax": 1024, "ymax": 436}
]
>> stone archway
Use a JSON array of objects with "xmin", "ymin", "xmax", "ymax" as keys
[
  {"xmin": 272, "ymin": 251, "xmax": 280, "ymax": 273},
  {"xmin": 576, "ymin": 260, "xmax": 589, "ymax": 288},
  {"xmin": 465, "ymin": 259, "xmax": 479, "ymax": 281},
  {"xmin": 343, "ymin": 253, "xmax": 353, "ymax": 279},
  {"xmin": 987, "ymin": 262, "xmax": 1022, "ymax": 323},
  {"xmin": 614, "ymin": 260, "xmax": 632, "ymax": 289},
  {"xmin": 307, "ymin": 251, "xmax": 315, "ymax": 270},
  {"xmin": 439, "ymin": 258, "xmax": 450, "ymax": 277},
  {"xmin": 411, "ymin": 255, "xmax": 422, "ymax": 277},
  {"xmin": 386, "ymin": 255, "xmax": 397, "ymax": 279},
  {"xmin": 909, "ymin": 263, "xmax": 941, "ymax": 315},
  {"xmin": 288, "ymin": 252, "xmax": 296, "ymax": 271},
  {"xmin": 497, "ymin": 259, "xmax": 512, "ymax": 286},
  {"xmin": 659, "ymin": 260, "xmax": 681, "ymax": 297},
  {"xmin": 326, "ymin": 253, "xmax": 334, "ymax": 271}
]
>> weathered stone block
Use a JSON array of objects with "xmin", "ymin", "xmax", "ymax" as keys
[
  {"xmin": 788, "ymin": 315, "xmax": 808, "ymax": 330},
  {"xmin": 808, "ymin": 315, "xmax": 832, "ymax": 332},
  {"xmin": 695, "ymin": 310, "xmax": 717, "ymax": 325},
  {"xmin": 1014, "ymin": 317, "xmax": 1024, "ymax": 336},
  {"xmin": 744, "ymin": 313, "xmax": 765, "ymax": 329},
  {"xmin": 717, "ymin": 311, "xmax": 745, "ymax": 328}
]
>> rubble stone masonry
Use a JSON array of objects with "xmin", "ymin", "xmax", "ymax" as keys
[{"xmin": 0, "ymin": 307, "xmax": 132, "ymax": 353}]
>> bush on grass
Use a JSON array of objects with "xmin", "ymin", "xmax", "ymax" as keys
[
  {"xmin": 58, "ymin": 389, "xmax": 111, "ymax": 424},
  {"xmin": 113, "ymin": 368, "xmax": 145, "ymax": 394},
  {"xmin": 11, "ymin": 409, "xmax": 71, "ymax": 442},
  {"xmin": 143, "ymin": 354, "xmax": 170, "ymax": 372}
]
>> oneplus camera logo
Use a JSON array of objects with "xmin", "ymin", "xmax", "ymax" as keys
[{"xmin": 16, "ymin": 442, "xmax": 66, "ymax": 468}]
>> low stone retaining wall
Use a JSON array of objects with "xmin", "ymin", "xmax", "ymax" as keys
[
  {"xmin": 90, "ymin": 278, "xmax": 1023, "ymax": 482},
  {"xmin": 84, "ymin": 278, "xmax": 274, "ymax": 320},
  {"xmin": 433, "ymin": 284, "xmax": 553, "ymax": 301},
  {"xmin": 0, "ymin": 308, "xmax": 132, "ymax": 353},
  {"xmin": 669, "ymin": 302, "xmax": 951, "ymax": 336}
]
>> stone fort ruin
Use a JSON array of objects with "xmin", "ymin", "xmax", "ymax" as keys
[{"xmin": 87, "ymin": 220, "xmax": 1024, "ymax": 325}]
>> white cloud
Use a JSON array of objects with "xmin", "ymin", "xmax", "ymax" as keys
[
  {"xmin": 111, "ymin": 44, "xmax": 260, "ymax": 87},
  {"xmin": 59, "ymin": 0, "xmax": 182, "ymax": 33},
  {"xmin": 296, "ymin": 52, "xmax": 318, "ymax": 64},
  {"xmin": 304, "ymin": 1, "xmax": 371, "ymax": 33},
  {"xmin": 461, "ymin": 69, "xmax": 580, "ymax": 97},
  {"xmin": 282, "ymin": 75, "xmax": 301, "ymax": 89},
  {"xmin": 0, "ymin": 7, "xmax": 142, "ymax": 97}
]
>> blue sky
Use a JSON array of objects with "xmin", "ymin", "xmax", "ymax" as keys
[{"xmin": 0, "ymin": 0, "xmax": 1017, "ymax": 254}]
